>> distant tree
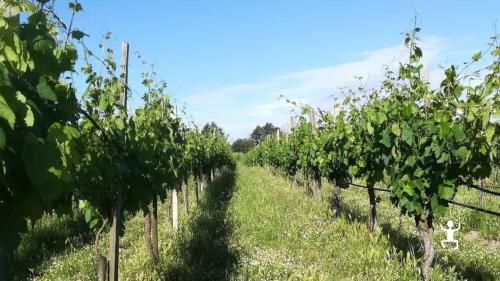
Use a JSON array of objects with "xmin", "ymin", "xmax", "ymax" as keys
[
  {"xmin": 202, "ymin": 122, "xmax": 225, "ymax": 136},
  {"xmin": 232, "ymin": 138, "xmax": 255, "ymax": 153},
  {"xmin": 250, "ymin": 123, "xmax": 278, "ymax": 144}
]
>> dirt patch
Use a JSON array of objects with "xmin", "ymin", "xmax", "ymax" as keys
[{"xmin": 463, "ymin": 231, "xmax": 500, "ymax": 252}]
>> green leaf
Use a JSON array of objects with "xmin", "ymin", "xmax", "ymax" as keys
[
  {"xmin": 375, "ymin": 112, "xmax": 387, "ymax": 124},
  {"xmin": 437, "ymin": 152, "xmax": 449, "ymax": 163},
  {"xmin": 379, "ymin": 133, "xmax": 391, "ymax": 148},
  {"xmin": 414, "ymin": 201, "xmax": 422, "ymax": 215},
  {"xmin": 0, "ymin": 64, "xmax": 12, "ymax": 87},
  {"xmin": 414, "ymin": 47, "xmax": 422, "ymax": 58},
  {"xmin": 435, "ymin": 205, "xmax": 447, "ymax": 215},
  {"xmin": 114, "ymin": 118, "xmax": 124, "ymax": 130},
  {"xmin": 438, "ymin": 184, "xmax": 455, "ymax": 200},
  {"xmin": 366, "ymin": 122, "xmax": 374, "ymax": 134},
  {"xmin": 33, "ymin": 35, "xmax": 54, "ymax": 53},
  {"xmin": 471, "ymin": 52, "xmax": 481, "ymax": 62},
  {"xmin": 21, "ymin": 137, "xmax": 62, "ymax": 203},
  {"xmin": 451, "ymin": 124, "xmax": 465, "ymax": 142},
  {"xmin": 401, "ymin": 126, "xmax": 413, "ymax": 146},
  {"xmin": 63, "ymin": 125, "xmax": 80, "ymax": 138},
  {"xmin": 403, "ymin": 184, "xmax": 414, "ymax": 196},
  {"xmin": 413, "ymin": 167, "xmax": 424, "ymax": 177},
  {"xmin": 348, "ymin": 165, "xmax": 358, "ymax": 175},
  {"xmin": 25, "ymin": 105, "xmax": 34, "ymax": 127},
  {"xmin": 0, "ymin": 95, "xmax": 16, "ymax": 128},
  {"xmin": 0, "ymin": 127, "xmax": 5, "ymax": 149},
  {"xmin": 438, "ymin": 122, "xmax": 451, "ymax": 139},
  {"xmin": 402, "ymin": 104, "xmax": 413, "ymax": 118},
  {"xmin": 98, "ymin": 94, "xmax": 110, "ymax": 112},
  {"xmin": 13, "ymin": 92, "xmax": 34, "ymax": 126},
  {"xmin": 84, "ymin": 208, "xmax": 92, "ymax": 223},
  {"xmin": 391, "ymin": 123, "xmax": 401, "ymax": 136},
  {"xmin": 430, "ymin": 194, "xmax": 439, "ymax": 210},
  {"xmin": 89, "ymin": 218, "xmax": 99, "ymax": 229},
  {"xmin": 405, "ymin": 156, "xmax": 416, "ymax": 167},
  {"xmin": 78, "ymin": 200, "xmax": 87, "ymax": 209},
  {"xmin": 485, "ymin": 125, "xmax": 495, "ymax": 145},
  {"xmin": 69, "ymin": 2, "xmax": 83, "ymax": 12},
  {"xmin": 452, "ymin": 146, "xmax": 469, "ymax": 161},
  {"xmin": 71, "ymin": 30, "xmax": 86, "ymax": 40},
  {"xmin": 381, "ymin": 154, "xmax": 391, "ymax": 166},
  {"xmin": 37, "ymin": 76, "xmax": 57, "ymax": 101}
]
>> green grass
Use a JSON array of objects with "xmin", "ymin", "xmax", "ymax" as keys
[
  {"xmin": 13, "ymin": 163, "xmax": 500, "ymax": 280},
  {"xmin": 230, "ymin": 165, "xmax": 427, "ymax": 280},
  {"xmin": 340, "ymin": 183, "xmax": 500, "ymax": 280}
]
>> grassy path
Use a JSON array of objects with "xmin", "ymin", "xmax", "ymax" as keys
[
  {"xmin": 16, "ymin": 163, "xmax": 499, "ymax": 280},
  {"xmin": 230, "ymin": 164, "xmax": 499, "ymax": 280},
  {"xmin": 230, "ymin": 164, "xmax": 423, "ymax": 280}
]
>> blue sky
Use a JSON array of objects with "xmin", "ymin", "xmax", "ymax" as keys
[{"xmin": 56, "ymin": 1, "xmax": 500, "ymax": 140}]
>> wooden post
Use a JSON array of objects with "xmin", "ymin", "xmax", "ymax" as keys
[
  {"xmin": 199, "ymin": 168, "xmax": 204, "ymax": 192},
  {"xmin": 95, "ymin": 219, "xmax": 108, "ymax": 281},
  {"xmin": 151, "ymin": 196, "xmax": 159, "ymax": 261},
  {"xmin": 108, "ymin": 191, "xmax": 121, "ymax": 281},
  {"xmin": 71, "ymin": 194, "xmax": 79, "ymax": 219},
  {"xmin": 98, "ymin": 255, "xmax": 107, "ymax": 281},
  {"xmin": 144, "ymin": 209, "xmax": 154, "ymax": 258},
  {"xmin": 172, "ymin": 189, "xmax": 178, "ymax": 231},
  {"xmin": 166, "ymin": 191, "xmax": 172, "ymax": 226},
  {"xmin": 309, "ymin": 108, "xmax": 316, "ymax": 131},
  {"xmin": 182, "ymin": 181, "xmax": 189, "ymax": 214},
  {"xmin": 109, "ymin": 41, "xmax": 129, "ymax": 281},
  {"xmin": 331, "ymin": 180, "xmax": 341, "ymax": 218},
  {"xmin": 479, "ymin": 180, "xmax": 485, "ymax": 207},
  {"xmin": 367, "ymin": 183, "xmax": 377, "ymax": 233},
  {"xmin": 195, "ymin": 174, "xmax": 200, "ymax": 203},
  {"xmin": 119, "ymin": 42, "xmax": 129, "ymax": 113}
]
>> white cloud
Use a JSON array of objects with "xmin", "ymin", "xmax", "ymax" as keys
[{"xmin": 180, "ymin": 36, "xmax": 448, "ymax": 141}]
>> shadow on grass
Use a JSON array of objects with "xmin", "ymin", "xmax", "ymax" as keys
[
  {"xmin": 12, "ymin": 214, "xmax": 93, "ymax": 280},
  {"xmin": 337, "ymin": 201, "xmax": 497, "ymax": 281},
  {"xmin": 166, "ymin": 164, "xmax": 239, "ymax": 281}
]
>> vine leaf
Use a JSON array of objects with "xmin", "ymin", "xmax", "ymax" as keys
[
  {"xmin": 37, "ymin": 76, "xmax": 57, "ymax": 101},
  {"xmin": 436, "ymin": 152, "xmax": 449, "ymax": 163},
  {"xmin": 71, "ymin": 30, "xmax": 87, "ymax": 40},
  {"xmin": 0, "ymin": 127, "xmax": 5, "ymax": 149},
  {"xmin": 21, "ymin": 136, "xmax": 61, "ymax": 204},
  {"xmin": 405, "ymin": 156, "xmax": 416, "ymax": 167},
  {"xmin": 485, "ymin": 125, "xmax": 495, "ymax": 145},
  {"xmin": 69, "ymin": 2, "xmax": 83, "ymax": 12},
  {"xmin": 401, "ymin": 126, "xmax": 413, "ymax": 146},
  {"xmin": 471, "ymin": 52, "xmax": 481, "ymax": 62},
  {"xmin": 403, "ymin": 183, "xmax": 414, "ymax": 196},
  {"xmin": 0, "ymin": 95, "xmax": 16, "ymax": 128},
  {"xmin": 451, "ymin": 124, "xmax": 465, "ymax": 142},
  {"xmin": 438, "ymin": 184, "xmax": 454, "ymax": 200},
  {"xmin": 25, "ymin": 105, "xmax": 34, "ymax": 127}
]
